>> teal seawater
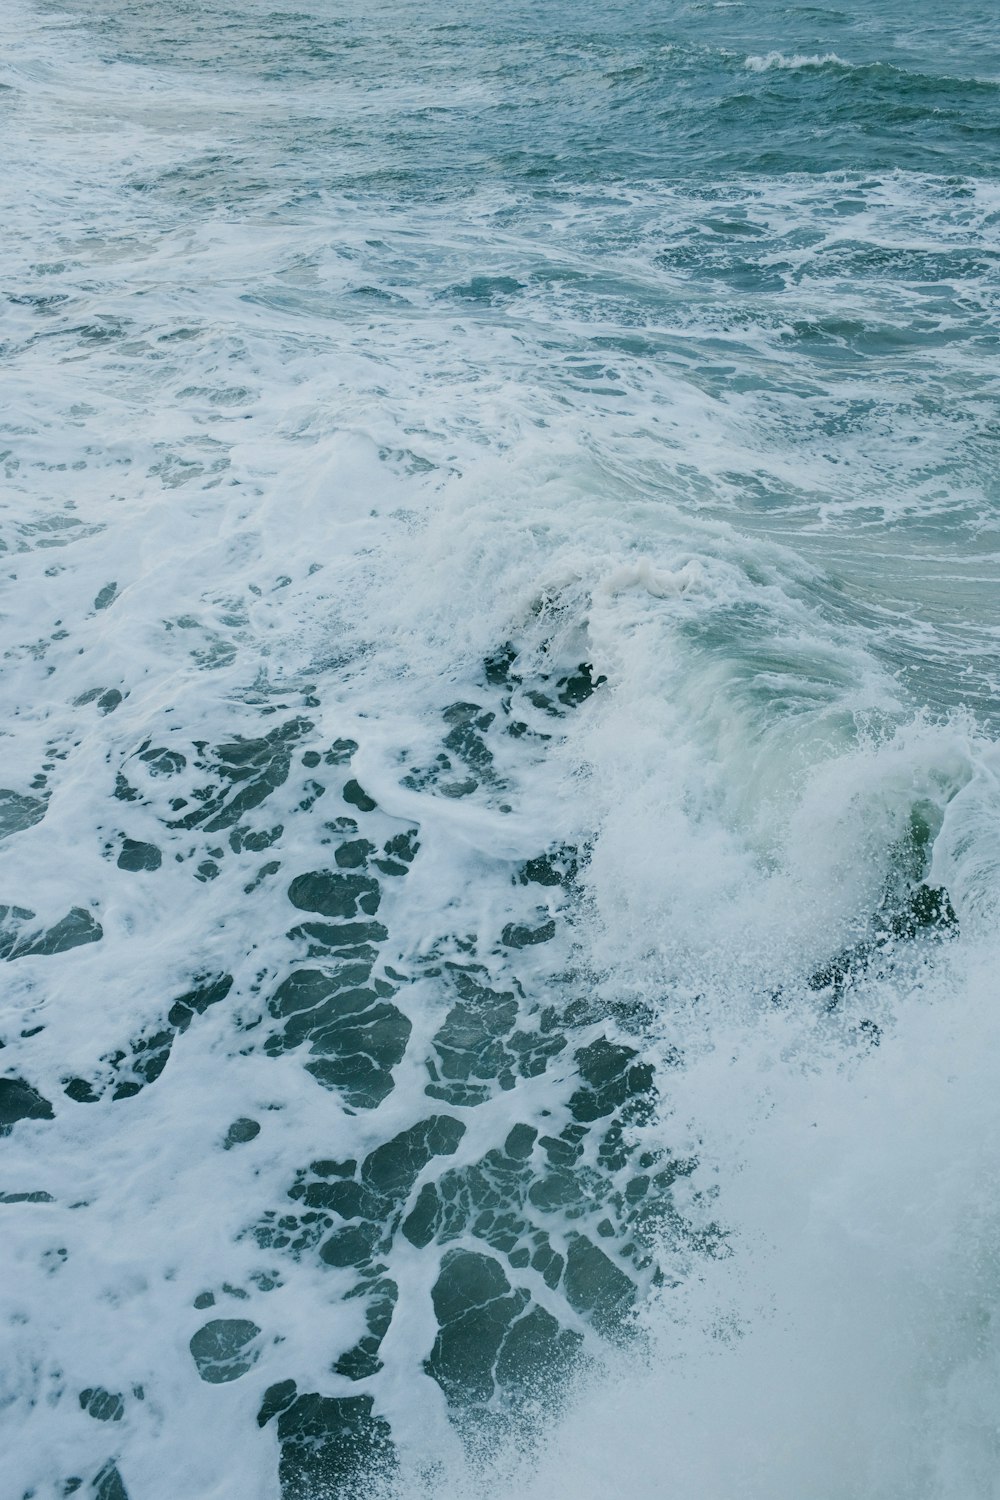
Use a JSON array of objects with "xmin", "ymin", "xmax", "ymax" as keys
[
  {"xmin": 1, "ymin": 2, "xmax": 999, "ymax": 1498},
  {"xmin": 90, "ymin": 0, "xmax": 1000, "ymax": 180}
]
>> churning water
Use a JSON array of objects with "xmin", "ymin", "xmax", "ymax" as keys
[{"xmin": 2, "ymin": 1, "xmax": 1000, "ymax": 1496}]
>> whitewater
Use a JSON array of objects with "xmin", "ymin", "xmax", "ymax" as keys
[{"xmin": 1, "ymin": 0, "xmax": 999, "ymax": 1496}]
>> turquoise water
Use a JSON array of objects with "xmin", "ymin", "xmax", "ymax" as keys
[{"xmin": 1, "ymin": 2, "xmax": 1000, "ymax": 1497}]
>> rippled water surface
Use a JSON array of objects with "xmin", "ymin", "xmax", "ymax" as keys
[{"xmin": 2, "ymin": 2, "xmax": 1000, "ymax": 1497}]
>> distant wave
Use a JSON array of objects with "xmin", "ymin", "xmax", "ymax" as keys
[
  {"xmin": 744, "ymin": 51, "xmax": 852, "ymax": 72},
  {"xmin": 742, "ymin": 49, "xmax": 1000, "ymax": 90}
]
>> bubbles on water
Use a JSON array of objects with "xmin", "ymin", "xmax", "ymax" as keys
[{"xmin": 2, "ymin": 0, "xmax": 999, "ymax": 1494}]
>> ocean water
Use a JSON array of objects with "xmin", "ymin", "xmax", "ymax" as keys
[{"xmin": 2, "ymin": 0, "xmax": 1000, "ymax": 1496}]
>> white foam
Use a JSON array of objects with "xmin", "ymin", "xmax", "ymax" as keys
[
  {"xmin": 429, "ymin": 934, "xmax": 1000, "ymax": 1500},
  {"xmin": 2, "ymin": 0, "xmax": 999, "ymax": 1495},
  {"xmin": 744, "ymin": 51, "xmax": 853, "ymax": 72}
]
